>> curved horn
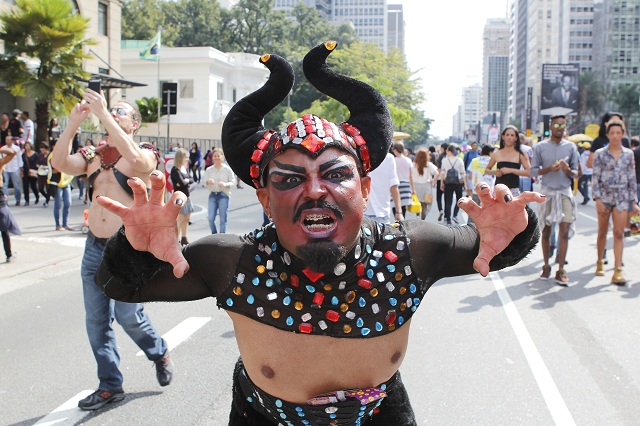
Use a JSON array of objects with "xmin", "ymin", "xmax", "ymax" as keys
[
  {"xmin": 222, "ymin": 54, "xmax": 295, "ymax": 185},
  {"xmin": 302, "ymin": 41, "xmax": 393, "ymax": 170}
]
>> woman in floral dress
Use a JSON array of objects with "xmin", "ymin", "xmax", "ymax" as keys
[{"xmin": 592, "ymin": 120, "xmax": 640, "ymax": 285}]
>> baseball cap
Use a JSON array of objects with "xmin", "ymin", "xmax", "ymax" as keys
[{"xmin": 12, "ymin": 109, "xmax": 21, "ymax": 115}]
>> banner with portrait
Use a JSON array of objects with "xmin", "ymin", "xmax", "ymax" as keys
[{"xmin": 540, "ymin": 63, "xmax": 580, "ymax": 116}]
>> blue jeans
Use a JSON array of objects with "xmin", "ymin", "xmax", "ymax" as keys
[
  {"xmin": 53, "ymin": 185, "xmax": 71, "ymax": 227},
  {"xmin": 81, "ymin": 237, "xmax": 167, "ymax": 391},
  {"xmin": 3, "ymin": 170, "xmax": 22, "ymax": 203},
  {"xmin": 208, "ymin": 192, "xmax": 229, "ymax": 233}
]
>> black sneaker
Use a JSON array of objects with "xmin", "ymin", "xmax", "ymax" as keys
[
  {"xmin": 78, "ymin": 389, "xmax": 124, "ymax": 411},
  {"xmin": 155, "ymin": 353, "xmax": 174, "ymax": 386},
  {"xmin": 438, "ymin": 212, "xmax": 443, "ymax": 222}
]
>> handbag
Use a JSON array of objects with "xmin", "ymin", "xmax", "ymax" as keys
[
  {"xmin": 37, "ymin": 165, "xmax": 49, "ymax": 176},
  {"xmin": 424, "ymin": 192, "xmax": 433, "ymax": 204},
  {"xmin": 407, "ymin": 194, "xmax": 422, "ymax": 214},
  {"xmin": 28, "ymin": 169, "xmax": 38, "ymax": 177}
]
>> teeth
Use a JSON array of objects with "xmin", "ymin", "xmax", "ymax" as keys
[
  {"xmin": 305, "ymin": 214, "xmax": 331, "ymax": 222},
  {"xmin": 306, "ymin": 223, "xmax": 332, "ymax": 229}
]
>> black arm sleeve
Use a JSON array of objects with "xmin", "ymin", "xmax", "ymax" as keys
[
  {"xmin": 95, "ymin": 226, "xmax": 245, "ymax": 303},
  {"xmin": 406, "ymin": 206, "xmax": 540, "ymax": 285}
]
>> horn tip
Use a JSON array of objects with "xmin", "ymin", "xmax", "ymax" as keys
[
  {"xmin": 324, "ymin": 40, "xmax": 337, "ymax": 51},
  {"xmin": 260, "ymin": 53, "xmax": 271, "ymax": 64}
]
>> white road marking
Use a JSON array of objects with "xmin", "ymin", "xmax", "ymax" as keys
[
  {"xmin": 32, "ymin": 390, "xmax": 93, "ymax": 425},
  {"xmin": 490, "ymin": 272, "xmax": 576, "ymax": 426},
  {"xmin": 137, "ymin": 316, "xmax": 212, "ymax": 356},
  {"xmin": 578, "ymin": 211, "xmax": 597, "ymax": 222},
  {"xmin": 36, "ymin": 317, "xmax": 211, "ymax": 425}
]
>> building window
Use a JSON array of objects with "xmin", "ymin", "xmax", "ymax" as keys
[
  {"xmin": 232, "ymin": 88, "xmax": 237, "ymax": 102},
  {"xmin": 217, "ymin": 82, "xmax": 223, "ymax": 100},
  {"xmin": 179, "ymin": 79, "xmax": 194, "ymax": 98},
  {"xmin": 98, "ymin": 2, "xmax": 107, "ymax": 36}
]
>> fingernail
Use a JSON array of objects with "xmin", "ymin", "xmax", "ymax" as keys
[
  {"xmin": 176, "ymin": 199, "xmax": 184, "ymax": 206},
  {"xmin": 457, "ymin": 198, "xmax": 464, "ymax": 205},
  {"xmin": 479, "ymin": 184, "xmax": 489, "ymax": 190},
  {"xmin": 96, "ymin": 195, "xmax": 101, "ymax": 199},
  {"xmin": 504, "ymin": 194, "xmax": 512, "ymax": 202},
  {"xmin": 151, "ymin": 170, "xmax": 161, "ymax": 177},
  {"xmin": 540, "ymin": 194, "xmax": 547, "ymax": 198},
  {"xmin": 128, "ymin": 177, "xmax": 138, "ymax": 182}
]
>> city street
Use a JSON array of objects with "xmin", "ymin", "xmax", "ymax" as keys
[{"xmin": 1, "ymin": 184, "xmax": 639, "ymax": 425}]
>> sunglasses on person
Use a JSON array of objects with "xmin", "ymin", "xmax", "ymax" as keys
[
  {"xmin": 109, "ymin": 107, "xmax": 132, "ymax": 117},
  {"xmin": 552, "ymin": 123, "xmax": 567, "ymax": 129}
]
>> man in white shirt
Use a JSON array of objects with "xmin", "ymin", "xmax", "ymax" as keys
[
  {"xmin": 21, "ymin": 111, "xmax": 34, "ymax": 145},
  {"xmin": 2, "ymin": 136, "xmax": 23, "ymax": 206},
  {"xmin": 364, "ymin": 152, "xmax": 403, "ymax": 223}
]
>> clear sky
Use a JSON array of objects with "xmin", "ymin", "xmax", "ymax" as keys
[{"xmin": 394, "ymin": 0, "xmax": 510, "ymax": 139}]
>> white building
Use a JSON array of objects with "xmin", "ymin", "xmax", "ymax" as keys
[{"xmin": 120, "ymin": 45, "xmax": 269, "ymax": 141}]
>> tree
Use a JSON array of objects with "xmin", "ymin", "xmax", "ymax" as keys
[
  {"xmin": 223, "ymin": 0, "xmax": 289, "ymax": 54},
  {"xmin": 121, "ymin": 0, "xmax": 180, "ymax": 46},
  {"xmin": 577, "ymin": 71, "xmax": 604, "ymax": 128},
  {"xmin": 610, "ymin": 83, "xmax": 640, "ymax": 131},
  {"xmin": 0, "ymin": 0, "xmax": 95, "ymax": 145},
  {"xmin": 136, "ymin": 96, "xmax": 159, "ymax": 123}
]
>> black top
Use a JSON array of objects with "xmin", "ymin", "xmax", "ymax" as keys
[
  {"xmin": 495, "ymin": 161, "xmax": 521, "ymax": 189},
  {"xmin": 633, "ymin": 146, "xmax": 640, "ymax": 184},
  {"xmin": 170, "ymin": 166, "xmax": 193, "ymax": 197},
  {"xmin": 97, "ymin": 213, "xmax": 540, "ymax": 339},
  {"xmin": 22, "ymin": 152, "xmax": 38, "ymax": 175},
  {"xmin": 8, "ymin": 118, "xmax": 22, "ymax": 137}
]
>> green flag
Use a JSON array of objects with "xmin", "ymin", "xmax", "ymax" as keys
[{"xmin": 140, "ymin": 31, "xmax": 161, "ymax": 61}]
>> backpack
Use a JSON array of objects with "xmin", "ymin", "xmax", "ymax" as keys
[{"xmin": 444, "ymin": 158, "xmax": 461, "ymax": 185}]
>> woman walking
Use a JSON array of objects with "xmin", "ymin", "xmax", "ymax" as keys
[
  {"xmin": 592, "ymin": 121, "xmax": 640, "ymax": 285},
  {"xmin": 484, "ymin": 125, "xmax": 531, "ymax": 195},
  {"xmin": 204, "ymin": 148, "xmax": 235, "ymax": 234},
  {"xmin": 0, "ymin": 145, "xmax": 21, "ymax": 262},
  {"xmin": 392, "ymin": 141, "xmax": 413, "ymax": 217},
  {"xmin": 189, "ymin": 143, "xmax": 202, "ymax": 183},
  {"xmin": 410, "ymin": 148, "xmax": 438, "ymax": 220},
  {"xmin": 439, "ymin": 145, "xmax": 466, "ymax": 225},
  {"xmin": 22, "ymin": 141, "xmax": 40, "ymax": 206},
  {"xmin": 36, "ymin": 142, "xmax": 50, "ymax": 206},
  {"xmin": 171, "ymin": 148, "xmax": 195, "ymax": 246}
]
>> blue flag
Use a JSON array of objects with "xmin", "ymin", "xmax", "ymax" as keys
[{"xmin": 140, "ymin": 31, "xmax": 161, "ymax": 61}]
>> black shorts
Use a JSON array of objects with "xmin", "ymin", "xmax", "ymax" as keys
[{"xmin": 228, "ymin": 358, "xmax": 417, "ymax": 426}]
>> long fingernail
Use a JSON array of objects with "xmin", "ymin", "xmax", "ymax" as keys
[
  {"xmin": 504, "ymin": 194, "xmax": 512, "ymax": 202},
  {"xmin": 457, "ymin": 198, "xmax": 465, "ymax": 205},
  {"xmin": 540, "ymin": 194, "xmax": 547, "ymax": 198},
  {"xmin": 151, "ymin": 170, "xmax": 161, "ymax": 177},
  {"xmin": 176, "ymin": 199, "xmax": 183, "ymax": 206},
  {"xmin": 128, "ymin": 177, "xmax": 138, "ymax": 182},
  {"xmin": 479, "ymin": 184, "xmax": 489, "ymax": 190}
]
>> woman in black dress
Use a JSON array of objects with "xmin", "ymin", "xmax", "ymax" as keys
[{"xmin": 485, "ymin": 125, "xmax": 531, "ymax": 195}]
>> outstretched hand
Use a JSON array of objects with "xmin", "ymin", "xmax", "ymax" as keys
[
  {"xmin": 457, "ymin": 183, "xmax": 545, "ymax": 277},
  {"xmin": 95, "ymin": 171, "xmax": 189, "ymax": 278}
]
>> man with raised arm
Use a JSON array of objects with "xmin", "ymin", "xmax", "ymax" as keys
[
  {"xmin": 95, "ymin": 42, "xmax": 543, "ymax": 425},
  {"xmin": 51, "ymin": 90, "xmax": 174, "ymax": 411}
]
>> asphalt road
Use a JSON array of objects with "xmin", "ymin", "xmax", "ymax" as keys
[{"xmin": 1, "ymin": 184, "xmax": 639, "ymax": 426}]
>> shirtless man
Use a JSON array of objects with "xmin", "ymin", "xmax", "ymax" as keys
[
  {"xmin": 95, "ymin": 42, "xmax": 542, "ymax": 424},
  {"xmin": 51, "ymin": 91, "xmax": 174, "ymax": 411}
]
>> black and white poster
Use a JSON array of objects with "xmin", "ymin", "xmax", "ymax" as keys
[{"xmin": 540, "ymin": 63, "xmax": 580, "ymax": 116}]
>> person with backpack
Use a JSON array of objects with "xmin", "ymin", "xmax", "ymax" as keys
[{"xmin": 440, "ymin": 144, "xmax": 467, "ymax": 225}]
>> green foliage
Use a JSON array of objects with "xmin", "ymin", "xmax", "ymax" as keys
[
  {"xmin": 610, "ymin": 83, "xmax": 640, "ymax": 129},
  {"xmin": 136, "ymin": 97, "xmax": 159, "ymax": 123},
  {"xmin": 0, "ymin": 0, "xmax": 95, "ymax": 144},
  {"xmin": 120, "ymin": 0, "xmax": 432, "ymax": 141},
  {"xmin": 576, "ymin": 71, "xmax": 604, "ymax": 129}
]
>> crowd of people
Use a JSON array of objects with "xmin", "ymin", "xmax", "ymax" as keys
[{"xmin": 0, "ymin": 42, "xmax": 638, "ymax": 424}]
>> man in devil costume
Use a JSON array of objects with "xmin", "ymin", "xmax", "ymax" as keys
[{"xmin": 95, "ymin": 42, "xmax": 544, "ymax": 425}]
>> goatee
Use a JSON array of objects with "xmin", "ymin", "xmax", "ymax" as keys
[{"xmin": 296, "ymin": 240, "xmax": 346, "ymax": 274}]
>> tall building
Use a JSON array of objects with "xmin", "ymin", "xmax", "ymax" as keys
[
  {"xmin": 593, "ymin": 0, "xmax": 640, "ymax": 129},
  {"xmin": 460, "ymin": 84, "xmax": 483, "ymax": 142},
  {"xmin": 273, "ymin": 0, "xmax": 404, "ymax": 53},
  {"xmin": 483, "ymin": 18, "xmax": 510, "ymax": 129},
  {"xmin": 567, "ymin": 0, "xmax": 595, "ymax": 72},
  {"xmin": 387, "ymin": 4, "xmax": 404, "ymax": 53},
  {"xmin": 508, "ymin": 0, "xmax": 529, "ymax": 130}
]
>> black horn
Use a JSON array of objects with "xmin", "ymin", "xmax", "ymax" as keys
[
  {"xmin": 222, "ymin": 54, "xmax": 295, "ymax": 186},
  {"xmin": 302, "ymin": 41, "xmax": 393, "ymax": 171}
]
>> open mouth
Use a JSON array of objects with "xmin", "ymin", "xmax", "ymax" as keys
[{"xmin": 303, "ymin": 213, "xmax": 336, "ymax": 231}]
